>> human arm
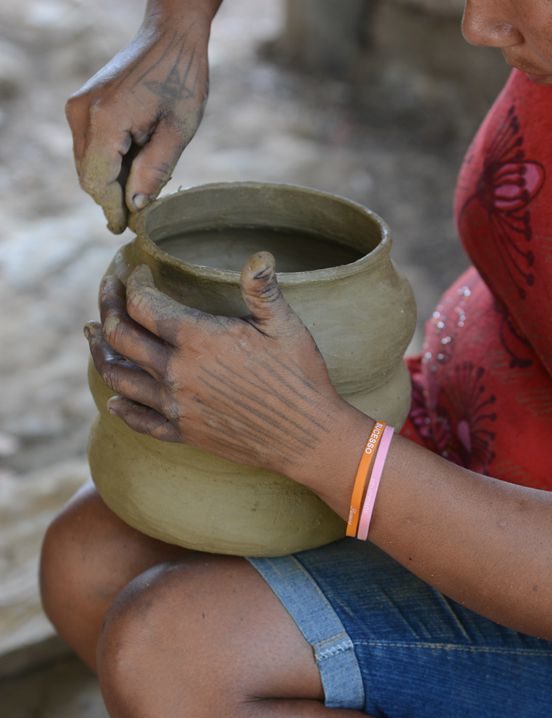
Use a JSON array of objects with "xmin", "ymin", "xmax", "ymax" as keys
[
  {"xmin": 86, "ymin": 253, "xmax": 552, "ymax": 640},
  {"xmin": 66, "ymin": 0, "xmax": 222, "ymax": 233}
]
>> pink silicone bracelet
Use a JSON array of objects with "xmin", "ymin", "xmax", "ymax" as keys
[{"xmin": 356, "ymin": 424, "xmax": 394, "ymax": 541}]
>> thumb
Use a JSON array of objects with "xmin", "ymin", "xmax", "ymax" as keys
[
  {"xmin": 240, "ymin": 252, "xmax": 297, "ymax": 334},
  {"xmin": 125, "ymin": 120, "xmax": 186, "ymax": 212}
]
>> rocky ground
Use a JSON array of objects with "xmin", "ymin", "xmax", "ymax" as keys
[{"xmin": 0, "ymin": 0, "xmax": 488, "ymax": 713}]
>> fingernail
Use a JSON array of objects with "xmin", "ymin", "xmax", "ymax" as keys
[
  {"xmin": 107, "ymin": 398, "xmax": 120, "ymax": 416},
  {"xmin": 132, "ymin": 193, "xmax": 149, "ymax": 210},
  {"xmin": 83, "ymin": 323, "xmax": 96, "ymax": 340}
]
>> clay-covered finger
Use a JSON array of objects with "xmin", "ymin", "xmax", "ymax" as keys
[
  {"xmin": 126, "ymin": 265, "xmax": 213, "ymax": 345},
  {"xmin": 240, "ymin": 252, "xmax": 299, "ymax": 336},
  {"xmin": 100, "ymin": 274, "xmax": 169, "ymax": 378},
  {"xmin": 79, "ymin": 125, "xmax": 133, "ymax": 234},
  {"xmin": 85, "ymin": 322, "xmax": 166, "ymax": 414},
  {"xmin": 107, "ymin": 397, "xmax": 181, "ymax": 442}
]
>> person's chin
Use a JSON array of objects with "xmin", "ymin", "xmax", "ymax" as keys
[
  {"xmin": 509, "ymin": 65, "xmax": 552, "ymax": 84},
  {"xmin": 503, "ymin": 53, "xmax": 552, "ymax": 84}
]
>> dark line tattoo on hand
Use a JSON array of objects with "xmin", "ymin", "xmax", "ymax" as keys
[
  {"xmin": 133, "ymin": 28, "xmax": 201, "ymax": 110},
  {"xmin": 199, "ymin": 370, "xmax": 317, "ymax": 450},
  {"xmin": 193, "ymin": 354, "xmax": 336, "ymax": 469},
  {"xmin": 216, "ymin": 357, "xmax": 325, "ymax": 423}
]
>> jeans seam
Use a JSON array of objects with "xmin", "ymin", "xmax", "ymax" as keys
[
  {"xmin": 356, "ymin": 640, "xmax": 552, "ymax": 656},
  {"xmin": 316, "ymin": 638, "xmax": 355, "ymax": 661}
]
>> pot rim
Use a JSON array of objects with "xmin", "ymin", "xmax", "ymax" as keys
[{"xmin": 130, "ymin": 182, "xmax": 392, "ymax": 286}]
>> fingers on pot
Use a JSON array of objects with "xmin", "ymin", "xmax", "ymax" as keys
[
  {"xmin": 240, "ymin": 252, "xmax": 297, "ymax": 334},
  {"xmin": 100, "ymin": 275, "xmax": 169, "ymax": 378},
  {"xmin": 126, "ymin": 265, "xmax": 212, "ymax": 346},
  {"xmin": 107, "ymin": 397, "xmax": 181, "ymax": 442},
  {"xmin": 85, "ymin": 322, "xmax": 167, "ymax": 415},
  {"xmin": 79, "ymin": 124, "xmax": 133, "ymax": 234}
]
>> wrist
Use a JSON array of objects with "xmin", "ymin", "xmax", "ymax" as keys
[
  {"xmin": 291, "ymin": 400, "xmax": 375, "ymax": 521},
  {"xmin": 145, "ymin": 0, "xmax": 222, "ymax": 26}
]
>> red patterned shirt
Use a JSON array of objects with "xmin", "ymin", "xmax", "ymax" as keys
[{"xmin": 402, "ymin": 70, "xmax": 552, "ymax": 490}]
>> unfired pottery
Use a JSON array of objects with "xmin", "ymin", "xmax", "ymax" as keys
[{"xmin": 88, "ymin": 183, "xmax": 416, "ymax": 556}]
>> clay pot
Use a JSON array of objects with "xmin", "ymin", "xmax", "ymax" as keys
[{"xmin": 88, "ymin": 183, "xmax": 416, "ymax": 556}]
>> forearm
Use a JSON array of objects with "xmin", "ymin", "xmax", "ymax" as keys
[{"xmin": 301, "ymin": 406, "xmax": 552, "ymax": 639}]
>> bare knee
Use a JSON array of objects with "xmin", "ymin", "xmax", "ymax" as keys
[
  {"xmin": 97, "ymin": 560, "xmax": 233, "ymax": 717},
  {"xmin": 98, "ymin": 557, "xmax": 322, "ymax": 718}
]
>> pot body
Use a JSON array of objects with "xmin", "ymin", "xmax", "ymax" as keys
[{"xmin": 88, "ymin": 183, "xmax": 417, "ymax": 556}]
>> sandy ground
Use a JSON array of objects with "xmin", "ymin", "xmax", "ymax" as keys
[
  {"xmin": 0, "ymin": 0, "xmax": 483, "ymax": 713},
  {"xmin": 0, "ymin": 656, "xmax": 107, "ymax": 718}
]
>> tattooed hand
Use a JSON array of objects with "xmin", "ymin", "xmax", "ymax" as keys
[
  {"xmin": 85, "ymin": 252, "xmax": 359, "ymax": 486},
  {"xmin": 66, "ymin": 2, "xmax": 221, "ymax": 233}
]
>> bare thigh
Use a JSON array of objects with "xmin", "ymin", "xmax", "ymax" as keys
[{"xmin": 40, "ymin": 480, "xmax": 187, "ymax": 668}]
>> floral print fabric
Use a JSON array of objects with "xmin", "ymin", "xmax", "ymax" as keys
[{"xmin": 402, "ymin": 70, "xmax": 552, "ymax": 489}]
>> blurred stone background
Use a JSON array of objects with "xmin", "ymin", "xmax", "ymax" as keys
[{"xmin": 0, "ymin": 0, "xmax": 508, "ymax": 714}]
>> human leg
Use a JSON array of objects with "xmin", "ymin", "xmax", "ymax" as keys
[
  {"xmin": 39, "ymin": 481, "xmax": 186, "ymax": 669},
  {"xmin": 97, "ymin": 556, "xmax": 370, "ymax": 717},
  {"xmin": 43, "ymin": 489, "xmax": 552, "ymax": 717},
  {"xmin": 40, "ymin": 484, "xmax": 365, "ymax": 715}
]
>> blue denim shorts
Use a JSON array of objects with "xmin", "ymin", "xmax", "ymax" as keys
[{"xmin": 248, "ymin": 539, "xmax": 552, "ymax": 717}]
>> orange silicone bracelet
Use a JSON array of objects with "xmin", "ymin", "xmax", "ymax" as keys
[{"xmin": 346, "ymin": 421, "xmax": 386, "ymax": 537}]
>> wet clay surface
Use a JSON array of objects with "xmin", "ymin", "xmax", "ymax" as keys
[{"xmin": 158, "ymin": 226, "xmax": 363, "ymax": 272}]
